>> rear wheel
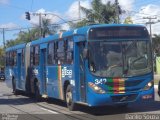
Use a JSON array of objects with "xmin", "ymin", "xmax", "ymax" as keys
[
  {"xmin": 65, "ymin": 85, "xmax": 76, "ymax": 111},
  {"xmin": 35, "ymin": 82, "xmax": 41, "ymax": 101},
  {"xmin": 12, "ymin": 78, "xmax": 18, "ymax": 95}
]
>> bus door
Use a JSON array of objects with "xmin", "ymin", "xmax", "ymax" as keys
[
  {"xmin": 40, "ymin": 44, "xmax": 47, "ymax": 95},
  {"xmin": 17, "ymin": 49, "xmax": 22, "ymax": 89},
  {"xmin": 78, "ymin": 42, "xmax": 86, "ymax": 102}
]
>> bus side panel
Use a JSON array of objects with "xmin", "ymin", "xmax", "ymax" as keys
[
  {"xmin": 46, "ymin": 65, "xmax": 74, "ymax": 100},
  {"xmin": 46, "ymin": 66, "xmax": 59, "ymax": 99}
]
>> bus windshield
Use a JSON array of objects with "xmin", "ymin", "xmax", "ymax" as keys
[{"xmin": 88, "ymin": 41, "xmax": 152, "ymax": 77}]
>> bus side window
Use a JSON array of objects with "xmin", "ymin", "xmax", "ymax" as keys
[
  {"xmin": 66, "ymin": 39, "xmax": 73, "ymax": 64},
  {"xmin": 22, "ymin": 49, "xmax": 24, "ymax": 66},
  {"xmin": 57, "ymin": 40, "xmax": 65, "ymax": 64},
  {"xmin": 30, "ymin": 46, "xmax": 39, "ymax": 66},
  {"xmin": 30, "ymin": 47, "xmax": 34, "ymax": 66},
  {"xmin": 48, "ymin": 42, "xmax": 55, "ymax": 65},
  {"xmin": 13, "ymin": 51, "xmax": 17, "ymax": 66},
  {"xmin": 10, "ymin": 51, "xmax": 14, "ymax": 66},
  {"xmin": 35, "ymin": 46, "xmax": 39, "ymax": 66}
]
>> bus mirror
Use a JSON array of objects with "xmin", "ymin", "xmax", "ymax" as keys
[{"xmin": 83, "ymin": 49, "xmax": 88, "ymax": 59}]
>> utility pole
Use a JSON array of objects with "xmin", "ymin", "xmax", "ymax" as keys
[
  {"xmin": 115, "ymin": 0, "xmax": 119, "ymax": 24},
  {"xmin": 39, "ymin": 13, "xmax": 43, "ymax": 37},
  {"xmin": 78, "ymin": 0, "xmax": 81, "ymax": 20},
  {"xmin": 143, "ymin": 17, "xmax": 157, "ymax": 41}
]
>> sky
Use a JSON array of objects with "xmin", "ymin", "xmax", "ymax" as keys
[{"xmin": 0, "ymin": 0, "xmax": 160, "ymax": 46}]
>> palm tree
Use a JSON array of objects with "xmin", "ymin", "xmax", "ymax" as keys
[{"xmin": 72, "ymin": 0, "xmax": 124, "ymax": 28}]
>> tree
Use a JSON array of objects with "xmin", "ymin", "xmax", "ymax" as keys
[
  {"xmin": 5, "ymin": 18, "xmax": 61, "ymax": 48},
  {"xmin": 124, "ymin": 16, "xmax": 133, "ymax": 24},
  {"xmin": 0, "ymin": 47, "xmax": 5, "ymax": 67},
  {"xmin": 71, "ymin": 0, "xmax": 124, "ymax": 28},
  {"xmin": 152, "ymin": 34, "xmax": 160, "ymax": 56}
]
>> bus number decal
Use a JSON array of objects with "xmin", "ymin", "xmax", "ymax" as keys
[
  {"xmin": 62, "ymin": 67, "xmax": 72, "ymax": 78},
  {"xmin": 95, "ymin": 79, "xmax": 107, "ymax": 85}
]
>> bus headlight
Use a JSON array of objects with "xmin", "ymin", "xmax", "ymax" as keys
[
  {"xmin": 88, "ymin": 82, "xmax": 106, "ymax": 94},
  {"xmin": 143, "ymin": 81, "xmax": 154, "ymax": 90}
]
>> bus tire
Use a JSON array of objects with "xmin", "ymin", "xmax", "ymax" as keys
[
  {"xmin": 35, "ymin": 82, "xmax": 41, "ymax": 101},
  {"xmin": 158, "ymin": 81, "xmax": 160, "ymax": 97},
  {"xmin": 65, "ymin": 85, "xmax": 76, "ymax": 111},
  {"xmin": 12, "ymin": 78, "xmax": 18, "ymax": 95}
]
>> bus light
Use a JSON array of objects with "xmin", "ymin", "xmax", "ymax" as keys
[
  {"xmin": 88, "ymin": 82, "xmax": 106, "ymax": 94},
  {"xmin": 143, "ymin": 80, "xmax": 154, "ymax": 91}
]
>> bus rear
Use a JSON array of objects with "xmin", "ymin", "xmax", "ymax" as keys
[{"xmin": 84, "ymin": 25, "xmax": 154, "ymax": 106}]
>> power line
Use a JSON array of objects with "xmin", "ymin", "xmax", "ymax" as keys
[{"xmin": 143, "ymin": 16, "xmax": 157, "ymax": 41}]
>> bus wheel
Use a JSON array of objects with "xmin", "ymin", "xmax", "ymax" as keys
[
  {"xmin": 35, "ymin": 82, "xmax": 41, "ymax": 101},
  {"xmin": 65, "ymin": 85, "xmax": 76, "ymax": 111},
  {"xmin": 12, "ymin": 79, "xmax": 17, "ymax": 95},
  {"xmin": 158, "ymin": 81, "xmax": 160, "ymax": 97}
]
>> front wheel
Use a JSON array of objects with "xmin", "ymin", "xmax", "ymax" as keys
[
  {"xmin": 158, "ymin": 81, "xmax": 160, "ymax": 96},
  {"xmin": 65, "ymin": 85, "xmax": 76, "ymax": 111}
]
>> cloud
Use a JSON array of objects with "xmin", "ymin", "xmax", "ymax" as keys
[
  {"xmin": 132, "ymin": 4, "xmax": 160, "ymax": 35},
  {"xmin": 0, "ymin": 22, "xmax": 18, "ymax": 29},
  {"xmin": 0, "ymin": 0, "xmax": 9, "ymax": 4},
  {"xmin": 65, "ymin": 1, "xmax": 91, "ymax": 20},
  {"xmin": 102, "ymin": 0, "xmax": 136, "ymax": 11}
]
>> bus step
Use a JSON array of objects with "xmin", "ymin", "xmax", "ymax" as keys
[{"xmin": 42, "ymin": 94, "xmax": 48, "ymax": 98}]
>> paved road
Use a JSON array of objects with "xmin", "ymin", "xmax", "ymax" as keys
[{"xmin": 0, "ymin": 81, "xmax": 160, "ymax": 120}]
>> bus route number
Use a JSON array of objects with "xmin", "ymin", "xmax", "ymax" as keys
[{"xmin": 95, "ymin": 78, "xmax": 107, "ymax": 85}]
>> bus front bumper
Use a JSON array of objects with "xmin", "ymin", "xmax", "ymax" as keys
[{"xmin": 87, "ymin": 87, "xmax": 154, "ymax": 107}]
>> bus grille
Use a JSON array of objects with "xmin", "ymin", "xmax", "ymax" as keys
[
  {"xmin": 111, "ymin": 94, "xmax": 138, "ymax": 102},
  {"xmin": 105, "ymin": 79, "xmax": 143, "ymax": 93}
]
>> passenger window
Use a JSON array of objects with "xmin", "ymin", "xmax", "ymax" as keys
[
  {"xmin": 35, "ymin": 46, "xmax": 39, "ymax": 66},
  {"xmin": 66, "ymin": 39, "xmax": 73, "ymax": 64},
  {"xmin": 48, "ymin": 42, "xmax": 55, "ymax": 65},
  {"xmin": 22, "ymin": 49, "xmax": 24, "ymax": 66},
  {"xmin": 30, "ymin": 45, "xmax": 39, "ymax": 66},
  {"xmin": 57, "ymin": 41, "xmax": 65, "ymax": 64}
]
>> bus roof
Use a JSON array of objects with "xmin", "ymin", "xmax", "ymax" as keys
[
  {"xmin": 6, "ymin": 24, "xmax": 146, "ymax": 50},
  {"xmin": 6, "ymin": 43, "xmax": 26, "ymax": 52}
]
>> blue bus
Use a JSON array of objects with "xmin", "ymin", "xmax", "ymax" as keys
[{"xmin": 5, "ymin": 24, "xmax": 154, "ymax": 110}]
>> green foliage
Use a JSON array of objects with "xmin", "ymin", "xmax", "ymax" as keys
[
  {"xmin": 124, "ymin": 16, "xmax": 133, "ymax": 24},
  {"xmin": 152, "ymin": 34, "xmax": 160, "ymax": 56},
  {"xmin": 6, "ymin": 18, "xmax": 61, "ymax": 48},
  {"xmin": 0, "ymin": 47, "xmax": 5, "ymax": 67},
  {"xmin": 71, "ymin": 0, "xmax": 123, "ymax": 28}
]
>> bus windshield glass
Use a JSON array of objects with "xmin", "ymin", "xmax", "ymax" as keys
[{"xmin": 88, "ymin": 27, "xmax": 152, "ymax": 77}]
